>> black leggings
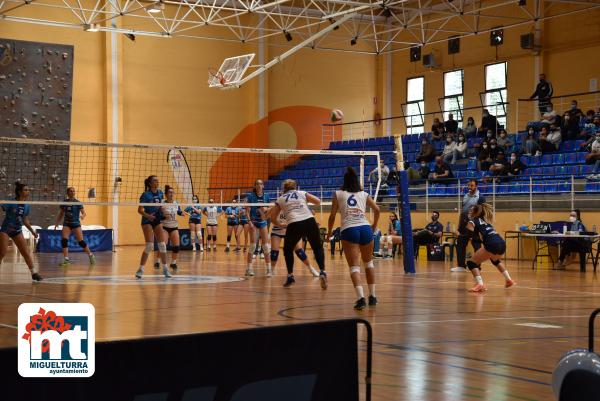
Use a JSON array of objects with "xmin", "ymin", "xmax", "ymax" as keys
[
  {"xmin": 284, "ymin": 218, "xmax": 324, "ymax": 274},
  {"xmin": 559, "ymin": 239, "xmax": 588, "ymax": 271}
]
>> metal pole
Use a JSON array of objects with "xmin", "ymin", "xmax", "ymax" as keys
[
  {"xmin": 571, "ymin": 174, "xmax": 575, "ymax": 210},
  {"xmin": 492, "ymin": 179, "xmax": 496, "ymax": 222},
  {"xmin": 457, "ymin": 178, "xmax": 461, "ymax": 216},
  {"xmin": 529, "ymin": 176, "xmax": 533, "ymax": 223},
  {"xmin": 425, "ymin": 179, "xmax": 429, "ymax": 217}
]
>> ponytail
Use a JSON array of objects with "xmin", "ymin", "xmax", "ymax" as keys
[
  {"xmin": 144, "ymin": 175, "xmax": 157, "ymax": 192},
  {"xmin": 15, "ymin": 181, "xmax": 26, "ymax": 198}
]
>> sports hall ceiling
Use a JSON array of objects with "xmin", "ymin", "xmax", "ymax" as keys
[{"xmin": 1, "ymin": 0, "xmax": 599, "ymax": 54}]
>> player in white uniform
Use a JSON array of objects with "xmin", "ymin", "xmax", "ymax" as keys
[
  {"xmin": 161, "ymin": 185, "xmax": 187, "ymax": 271},
  {"xmin": 271, "ymin": 179, "xmax": 327, "ymax": 289},
  {"xmin": 270, "ymin": 211, "xmax": 319, "ymax": 278},
  {"xmin": 203, "ymin": 199, "xmax": 222, "ymax": 252},
  {"xmin": 327, "ymin": 167, "xmax": 380, "ymax": 310}
]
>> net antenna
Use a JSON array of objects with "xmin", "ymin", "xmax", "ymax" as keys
[{"xmin": 208, "ymin": 54, "xmax": 255, "ymax": 89}]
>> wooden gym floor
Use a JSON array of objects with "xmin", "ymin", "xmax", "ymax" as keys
[{"xmin": 1, "ymin": 245, "xmax": 599, "ymax": 401}]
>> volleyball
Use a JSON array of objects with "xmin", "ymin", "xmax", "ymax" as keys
[{"xmin": 331, "ymin": 109, "xmax": 344, "ymax": 122}]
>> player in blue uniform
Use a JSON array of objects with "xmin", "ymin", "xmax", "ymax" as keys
[
  {"xmin": 465, "ymin": 203, "xmax": 515, "ymax": 292},
  {"xmin": 0, "ymin": 182, "xmax": 42, "ymax": 281},
  {"xmin": 135, "ymin": 175, "xmax": 171, "ymax": 279},
  {"xmin": 225, "ymin": 199, "xmax": 241, "ymax": 252},
  {"xmin": 184, "ymin": 195, "xmax": 203, "ymax": 252},
  {"xmin": 237, "ymin": 198, "xmax": 250, "ymax": 252},
  {"xmin": 55, "ymin": 187, "xmax": 95, "ymax": 267},
  {"xmin": 245, "ymin": 179, "xmax": 272, "ymax": 276}
]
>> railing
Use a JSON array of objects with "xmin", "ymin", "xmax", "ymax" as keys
[
  {"xmin": 322, "ymin": 103, "xmax": 509, "ymax": 147},
  {"xmin": 515, "ymin": 90, "xmax": 600, "ymax": 132}
]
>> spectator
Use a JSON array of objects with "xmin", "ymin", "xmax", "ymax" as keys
[
  {"xmin": 416, "ymin": 139, "xmax": 436, "ymax": 163},
  {"xmin": 567, "ymin": 100, "xmax": 583, "ymax": 121},
  {"xmin": 463, "ymin": 117, "xmax": 478, "ymax": 137},
  {"xmin": 579, "ymin": 110, "xmax": 597, "ymax": 140},
  {"xmin": 369, "ymin": 159, "xmax": 390, "ymax": 187},
  {"xmin": 585, "ymin": 132, "xmax": 600, "ymax": 180},
  {"xmin": 453, "ymin": 133, "xmax": 467, "ymax": 164},
  {"xmin": 405, "ymin": 162, "xmax": 422, "ymax": 184},
  {"xmin": 480, "ymin": 109, "xmax": 500, "ymax": 134},
  {"xmin": 489, "ymin": 150, "xmax": 508, "ymax": 178},
  {"xmin": 555, "ymin": 209, "xmax": 589, "ymax": 271},
  {"xmin": 539, "ymin": 126, "xmax": 560, "ymax": 153},
  {"xmin": 431, "ymin": 118, "xmax": 445, "ymax": 141},
  {"xmin": 541, "ymin": 102, "xmax": 558, "ymax": 126},
  {"xmin": 429, "ymin": 155, "xmax": 453, "ymax": 183},
  {"xmin": 489, "ymin": 139, "xmax": 500, "ymax": 159},
  {"xmin": 444, "ymin": 113, "xmax": 459, "ymax": 135},
  {"xmin": 506, "ymin": 152, "xmax": 526, "ymax": 177},
  {"xmin": 418, "ymin": 160, "xmax": 431, "ymax": 180},
  {"xmin": 523, "ymin": 129, "xmax": 540, "ymax": 156},
  {"xmin": 412, "ymin": 211, "xmax": 444, "ymax": 256},
  {"xmin": 442, "ymin": 136, "xmax": 457, "ymax": 164},
  {"xmin": 477, "ymin": 141, "xmax": 493, "ymax": 171},
  {"xmin": 561, "ymin": 112, "xmax": 580, "ymax": 141},
  {"xmin": 530, "ymin": 73, "xmax": 554, "ymax": 115},
  {"xmin": 496, "ymin": 129, "xmax": 514, "ymax": 151},
  {"xmin": 485, "ymin": 129, "xmax": 495, "ymax": 142}
]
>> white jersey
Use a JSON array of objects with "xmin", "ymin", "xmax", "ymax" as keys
[
  {"xmin": 335, "ymin": 190, "xmax": 370, "ymax": 231},
  {"xmin": 271, "ymin": 212, "xmax": 287, "ymax": 236},
  {"xmin": 204, "ymin": 206, "xmax": 221, "ymax": 225},
  {"xmin": 275, "ymin": 190, "xmax": 314, "ymax": 224},
  {"xmin": 161, "ymin": 202, "xmax": 181, "ymax": 229}
]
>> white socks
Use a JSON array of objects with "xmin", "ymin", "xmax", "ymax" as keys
[
  {"xmin": 502, "ymin": 270, "xmax": 512, "ymax": 281},
  {"xmin": 355, "ymin": 286, "xmax": 365, "ymax": 298},
  {"xmin": 475, "ymin": 276, "xmax": 484, "ymax": 285}
]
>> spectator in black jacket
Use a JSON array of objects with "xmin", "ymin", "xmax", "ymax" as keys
[
  {"xmin": 412, "ymin": 211, "xmax": 444, "ymax": 256},
  {"xmin": 431, "ymin": 118, "xmax": 445, "ymax": 141},
  {"xmin": 418, "ymin": 161, "xmax": 431, "ymax": 180},
  {"xmin": 416, "ymin": 139, "xmax": 436, "ymax": 163},
  {"xmin": 480, "ymin": 109, "xmax": 500, "ymax": 135},
  {"xmin": 444, "ymin": 113, "xmax": 459, "ymax": 135},
  {"xmin": 464, "ymin": 117, "xmax": 478, "ymax": 137},
  {"xmin": 489, "ymin": 150, "xmax": 508, "ymax": 177},
  {"xmin": 477, "ymin": 141, "xmax": 493, "ymax": 171},
  {"xmin": 530, "ymin": 73, "xmax": 554, "ymax": 115},
  {"xmin": 429, "ymin": 156, "xmax": 453, "ymax": 183},
  {"xmin": 506, "ymin": 152, "xmax": 526, "ymax": 178},
  {"xmin": 567, "ymin": 100, "xmax": 584, "ymax": 121},
  {"xmin": 562, "ymin": 111, "xmax": 580, "ymax": 141}
]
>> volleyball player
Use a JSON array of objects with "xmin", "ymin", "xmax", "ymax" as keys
[
  {"xmin": 0, "ymin": 182, "xmax": 42, "ymax": 281},
  {"xmin": 55, "ymin": 187, "xmax": 95, "ymax": 267},
  {"xmin": 185, "ymin": 195, "xmax": 203, "ymax": 252},
  {"xmin": 203, "ymin": 199, "xmax": 222, "ymax": 252},
  {"xmin": 237, "ymin": 198, "xmax": 250, "ymax": 252},
  {"xmin": 271, "ymin": 209, "xmax": 319, "ymax": 278},
  {"xmin": 465, "ymin": 203, "xmax": 516, "ymax": 292},
  {"xmin": 135, "ymin": 175, "xmax": 171, "ymax": 279},
  {"xmin": 245, "ymin": 179, "xmax": 271, "ymax": 277},
  {"xmin": 161, "ymin": 185, "xmax": 186, "ymax": 270},
  {"xmin": 225, "ymin": 199, "xmax": 241, "ymax": 252},
  {"xmin": 327, "ymin": 167, "xmax": 380, "ymax": 310},
  {"xmin": 271, "ymin": 179, "xmax": 326, "ymax": 288},
  {"xmin": 380, "ymin": 212, "xmax": 402, "ymax": 258}
]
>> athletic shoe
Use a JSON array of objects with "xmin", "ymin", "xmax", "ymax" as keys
[
  {"xmin": 468, "ymin": 283, "xmax": 487, "ymax": 292},
  {"xmin": 309, "ymin": 267, "xmax": 320, "ymax": 277},
  {"xmin": 319, "ymin": 271, "xmax": 328, "ymax": 289},
  {"xmin": 450, "ymin": 266, "xmax": 468, "ymax": 272},
  {"xmin": 225, "ymin": 246, "xmax": 230, "ymax": 252},
  {"xmin": 266, "ymin": 267, "xmax": 273, "ymax": 277},
  {"xmin": 58, "ymin": 258, "xmax": 72, "ymax": 267},
  {"xmin": 135, "ymin": 267, "xmax": 144, "ymax": 279},
  {"xmin": 213, "ymin": 246, "xmax": 217, "ymax": 252},
  {"xmin": 260, "ymin": 252, "xmax": 264, "ymax": 259},
  {"xmin": 373, "ymin": 252, "xmax": 383, "ymax": 259},
  {"xmin": 207, "ymin": 247, "xmax": 211, "ymax": 252},
  {"xmin": 234, "ymin": 247, "xmax": 241, "ymax": 252},
  {"xmin": 368, "ymin": 295, "xmax": 378, "ymax": 306},
  {"xmin": 283, "ymin": 275, "xmax": 295, "ymax": 287},
  {"xmin": 252, "ymin": 253, "xmax": 256, "ymax": 259},
  {"xmin": 505, "ymin": 279, "xmax": 516, "ymax": 288},
  {"xmin": 192, "ymin": 246, "xmax": 197, "ymax": 252},
  {"xmin": 245, "ymin": 268, "xmax": 255, "ymax": 277},
  {"xmin": 170, "ymin": 263, "xmax": 178, "ymax": 270},
  {"xmin": 154, "ymin": 262, "xmax": 160, "ymax": 269},
  {"xmin": 31, "ymin": 273, "xmax": 43, "ymax": 282},
  {"xmin": 89, "ymin": 254, "xmax": 96, "ymax": 265},
  {"xmin": 163, "ymin": 266, "xmax": 172, "ymax": 278},
  {"xmin": 354, "ymin": 298, "xmax": 367, "ymax": 310},
  {"xmin": 200, "ymin": 247, "xmax": 204, "ymax": 252}
]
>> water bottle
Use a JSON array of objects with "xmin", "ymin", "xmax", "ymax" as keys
[
  {"xmin": 562, "ymin": 224, "xmax": 567, "ymax": 235},
  {"xmin": 446, "ymin": 222, "xmax": 451, "ymax": 232},
  {"xmin": 515, "ymin": 223, "xmax": 519, "ymax": 231}
]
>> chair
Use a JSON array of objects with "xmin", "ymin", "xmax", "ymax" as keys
[
  {"xmin": 541, "ymin": 154, "xmax": 554, "ymax": 166},
  {"xmin": 553, "ymin": 154, "xmax": 564, "ymax": 165}
]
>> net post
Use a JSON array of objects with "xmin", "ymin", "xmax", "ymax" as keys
[
  {"xmin": 360, "ymin": 157, "xmax": 365, "ymax": 190},
  {"xmin": 394, "ymin": 135, "xmax": 414, "ymax": 274}
]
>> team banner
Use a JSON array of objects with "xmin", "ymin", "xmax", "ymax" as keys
[{"xmin": 36, "ymin": 229, "xmax": 113, "ymax": 253}]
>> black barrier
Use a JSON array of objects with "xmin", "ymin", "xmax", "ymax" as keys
[{"xmin": 1, "ymin": 319, "xmax": 372, "ymax": 401}]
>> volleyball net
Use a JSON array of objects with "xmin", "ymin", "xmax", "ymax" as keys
[{"xmin": 0, "ymin": 136, "xmax": 382, "ymax": 211}]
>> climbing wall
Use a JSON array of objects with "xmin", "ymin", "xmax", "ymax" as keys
[{"xmin": 0, "ymin": 38, "xmax": 73, "ymax": 227}]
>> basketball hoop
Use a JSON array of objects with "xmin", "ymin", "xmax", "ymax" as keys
[
  {"xmin": 207, "ymin": 54, "xmax": 255, "ymax": 89},
  {"xmin": 208, "ymin": 68, "xmax": 227, "ymax": 87}
]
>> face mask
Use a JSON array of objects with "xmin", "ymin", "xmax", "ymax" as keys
[
  {"xmin": 491, "ymin": 145, "xmax": 496, "ymax": 149},
  {"xmin": 500, "ymin": 134, "xmax": 506, "ymax": 138},
  {"xmin": 569, "ymin": 216, "xmax": 576, "ymax": 223},
  {"xmin": 510, "ymin": 156, "xmax": 516, "ymax": 162},
  {"xmin": 483, "ymin": 145, "xmax": 488, "ymax": 149},
  {"xmin": 459, "ymin": 137, "xmax": 464, "ymax": 141},
  {"xmin": 529, "ymin": 130, "xmax": 534, "ymax": 135},
  {"xmin": 421, "ymin": 163, "xmax": 426, "ymax": 167},
  {"xmin": 572, "ymin": 104, "xmax": 577, "ymax": 110},
  {"xmin": 422, "ymin": 141, "xmax": 427, "ymax": 145},
  {"xmin": 487, "ymin": 133, "xmax": 492, "ymax": 138}
]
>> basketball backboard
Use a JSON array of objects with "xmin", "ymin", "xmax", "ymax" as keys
[{"xmin": 208, "ymin": 53, "xmax": 255, "ymax": 89}]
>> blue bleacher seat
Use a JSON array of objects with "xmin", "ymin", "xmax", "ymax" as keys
[
  {"xmin": 528, "ymin": 156, "xmax": 541, "ymax": 166},
  {"xmin": 542, "ymin": 167, "xmax": 555, "ymax": 176},
  {"xmin": 467, "ymin": 159, "xmax": 477, "ymax": 170},
  {"xmin": 530, "ymin": 167, "xmax": 543, "ymax": 176},
  {"xmin": 552, "ymin": 154, "xmax": 564, "ymax": 165},
  {"xmin": 565, "ymin": 165, "xmax": 579, "ymax": 176},
  {"xmin": 543, "ymin": 182, "xmax": 558, "ymax": 193},
  {"xmin": 541, "ymin": 154, "xmax": 554, "ymax": 166},
  {"xmin": 585, "ymin": 182, "xmax": 600, "ymax": 192},
  {"xmin": 557, "ymin": 181, "xmax": 571, "ymax": 192},
  {"xmin": 555, "ymin": 166, "xmax": 567, "ymax": 176},
  {"xmin": 564, "ymin": 153, "xmax": 578, "ymax": 164},
  {"xmin": 577, "ymin": 152, "xmax": 587, "ymax": 164},
  {"xmin": 496, "ymin": 184, "xmax": 509, "ymax": 194},
  {"xmin": 581, "ymin": 165, "xmax": 594, "ymax": 175}
]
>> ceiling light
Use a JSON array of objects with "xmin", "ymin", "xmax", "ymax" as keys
[
  {"xmin": 148, "ymin": 1, "xmax": 164, "ymax": 13},
  {"xmin": 83, "ymin": 23, "xmax": 99, "ymax": 32}
]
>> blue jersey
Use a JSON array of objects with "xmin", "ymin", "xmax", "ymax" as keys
[
  {"xmin": 470, "ymin": 218, "xmax": 504, "ymax": 245},
  {"xmin": 140, "ymin": 190, "xmax": 164, "ymax": 224},
  {"xmin": 246, "ymin": 191, "xmax": 270, "ymax": 222},
  {"xmin": 184, "ymin": 205, "xmax": 202, "ymax": 221},
  {"xmin": 389, "ymin": 219, "xmax": 401, "ymax": 234},
  {"xmin": 238, "ymin": 207, "xmax": 249, "ymax": 223},
  {"xmin": 61, "ymin": 198, "xmax": 83, "ymax": 226},
  {"xmin": 226, "ymin": 206, "xmax": 239, "ymax": 224},
  {"xmin": 1, "ymin": 202, "xmax": 30, "ymax": 235}
]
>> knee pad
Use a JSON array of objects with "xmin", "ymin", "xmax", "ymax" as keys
[
  {"xmin": 270, "ymin": 250, "xmax": 279, "ymax": 262},
  {"xmin": 78, "ymin": 240, "xmax": 87, "ymax": 249},
  {"xmin": 294, "ymin": 248, "xmax": 308, "ymax": 261},
  {"xmin": 365, "ymin": 260, "xmax": 375, "ymax": 269},
  {"xmin": 196, "ymin": 230, "xmax": 202, "ymax": 238},
  {"xmin": 144, "ymin": 242, "xmax": 154, "ymax": 254},
  {"xmin": 61, "ymin": 238, "xmax": 69, "ymax": 249},
  {"xmin": 491, "ymin": 259, "xmax": 501, "ymax": 266},
  {"xmin": 172, "ymin": 245, "xmax": 180, "ymax": 254},
  {"xmin": 249, "ymin": 244, "xmax": 257, "ymax": 255},
  {"xmin": 157, "ymin": 242, "xmax": 167, "ymax": 253},
  {"xmin": 213, "ymin": 235, "xmax": 217, "ymax": 242},
  {"xmin": 350, "ymin": 265, "xmax": 361, "ymax": 274},
  {"xmin": 262, "ymin": 243, "xmax": 270, "ymax": 256},
  {"xmin": 227, "ymin": 235, "xmax": 231, "ymax": 242},
  {"xmin": 467, "ymin": 260, "xmax": 480, "ymax": 271}
]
